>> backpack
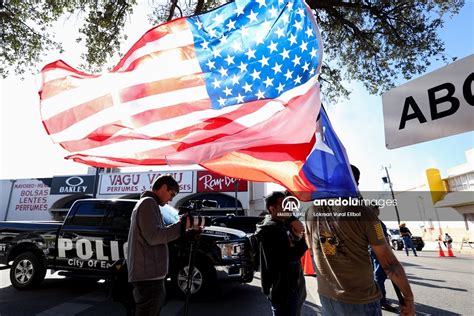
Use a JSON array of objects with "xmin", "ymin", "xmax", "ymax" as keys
[{"xmin": 248, "ymin": 232, "xmax": 261, "ymax": 272}]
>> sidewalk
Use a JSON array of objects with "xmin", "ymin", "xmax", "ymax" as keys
[{"xmin": 421, "ymin": 241, "xmax": 474, "ymax": 255}]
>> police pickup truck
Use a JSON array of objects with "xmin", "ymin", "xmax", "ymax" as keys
[{"xmin": 0, "ymin": 199, "xmax": 254, "ymax": 297}]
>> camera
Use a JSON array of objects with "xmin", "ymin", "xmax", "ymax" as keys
[{"xmin": 178, "ymin": 199, "xmax": 214, "ymax": 229}]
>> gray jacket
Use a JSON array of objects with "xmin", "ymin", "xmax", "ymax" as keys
[{"xmin": 127, "ymin": 191, "xmax": 183, "ymax": 282}]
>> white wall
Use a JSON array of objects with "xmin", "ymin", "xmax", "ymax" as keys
[{"xmin": 0, "ymin": 180, "xmax": 13, "ymax": 221}]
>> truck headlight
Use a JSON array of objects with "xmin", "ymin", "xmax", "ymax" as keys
[{"xmin": 217, "ymin": 242, "xmax": 244, "ymax": 259}]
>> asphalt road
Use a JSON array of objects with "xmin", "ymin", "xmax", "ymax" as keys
[{"xmin": 0, "ymin": 251, "xmax": 472, "ymax": 315}]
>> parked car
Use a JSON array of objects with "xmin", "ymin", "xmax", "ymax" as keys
[
  {"xmin": 0, "ymin": 199, "xmax": 254, "ymax": 298},
  {"xmin": 387, "ymin": 228, "xmax": 425, "ymax": 251}
]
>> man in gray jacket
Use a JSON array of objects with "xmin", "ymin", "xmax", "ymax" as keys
[{"xmin": 127, "ymin": 174, "xmax": 190, "ymax": 315}]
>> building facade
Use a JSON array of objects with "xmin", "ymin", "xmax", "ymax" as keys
[{"xmin": 0, "ymin": 169, "xmax": 268, "ymax": 222}]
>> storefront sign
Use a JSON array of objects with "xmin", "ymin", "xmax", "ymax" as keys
[
  {"xmin": 50, "ymin": 175, "xmax": 96, "ymax": 195},
  {"xmin": 197, "ymin": 171, "xmax": 248, "ymax": 192},
  {"xmin": 6, "ymin": 178, "xmax": 52, "ymax": 221},
  {"xmin": 99, "ymin": 171, "xmax": 194, "ymax": 195}
]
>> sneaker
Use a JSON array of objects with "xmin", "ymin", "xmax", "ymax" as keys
[{"xmin": 381, "ymin": 302, "xmax": 398, "ymax": 313}]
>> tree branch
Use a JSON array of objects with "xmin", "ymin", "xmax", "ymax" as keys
[
  {"xmin": 195, "ymin": 0, "xmax": 205, "ymax": 15},
  {"xmin": 167, "ymin": 0, "xmax": 178, "ymax": 22}
]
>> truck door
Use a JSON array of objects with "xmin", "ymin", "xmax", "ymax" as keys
[
  {"xmin": 57, "ymin": 201, "xmax": 113, "ymax": 272},
  {"xmin": 104, "ymin": 201, "xmax": 134, "ymax": 261}
]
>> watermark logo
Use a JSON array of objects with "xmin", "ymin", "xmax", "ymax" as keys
[{"xmin": 282, "ymin": 196, "xmax": 300, "ymax": 213}]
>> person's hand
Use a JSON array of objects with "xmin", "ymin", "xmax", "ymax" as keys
[
  {"xmin": 290, "ymin": 220, "xmax": 305, "ymax": 239},
  {"xmin": 400, "ymin": 297, "xmax": 415, "ymax": 316},
  {"xmin": 181, "ymin": 213, "xmax": 192, "ymax": 230}
]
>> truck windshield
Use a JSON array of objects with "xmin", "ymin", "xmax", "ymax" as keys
[{"xmin": 389, "ymin": 229, "xmax": 400, "ymax": 235}]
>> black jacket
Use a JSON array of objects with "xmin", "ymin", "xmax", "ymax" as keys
[{"xmin": 255, "ymin": 216, "xmax": 307, "ymax": 300}]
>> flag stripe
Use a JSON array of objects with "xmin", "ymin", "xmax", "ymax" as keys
[
  {"xmin": 112, "ymin": 18, "xmax": 190, "ymax": 72},
  {"xmin": 116, "ymin": 29, "xmax": 195, "ymax": 72},
  {"xmin": 39, "ymin": 76, "xmax": 81, "ymax": 100},
  {"xmin": 43, "ymin": 94, "xmax": 114, "ymax": 135},
  {"xmin": 41, "ymin": 57, "xmax": 202, "ymax": 121},
  {"xmin": 118, "ymin": 69, "xmax": 203, "ymax": 104},
  {"xmin": 44, "ymin": 74, "xmax": 206, "ymax": 135},
  {"xmin": 49, "ymin": 85, "xmax": 208, "ymax": 143},
  {"xmin": 58, "ymin": 99, "xmax": 212, "ymax": 152},
  {"xmin": 41, "ymin": 44, "xmax": 198, "ymax": 101}
]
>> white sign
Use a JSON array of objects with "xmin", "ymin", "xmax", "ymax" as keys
[
  {"xmin": 99, "ymin": 171, "xmax": 194, "ymax": 195},
  {"xmin": 383, "ymin": 54, "xmax": 474, "ymax": 149},
  {"xmin": 6, "ymin": 179, "xmax": 52, "ymax": 221}
]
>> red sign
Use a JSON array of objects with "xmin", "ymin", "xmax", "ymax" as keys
[{"xmin": 197, "ymin": 171, "xmax": 248, "ymax": 192}]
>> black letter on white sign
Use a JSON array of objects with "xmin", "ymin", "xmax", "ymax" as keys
[
  {"xmin": 463, "ymin": 73, "xmax": 474, "ymax": 106},
  {"xmin": 428, "ymin": 83, "xmax": 459, "ymax": 120},
  {"xmin": 399, "ymin": 96, "xmax": 427, "ymax": 130}
]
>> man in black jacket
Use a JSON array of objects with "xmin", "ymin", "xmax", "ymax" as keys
[{"xmin": 256, "ymin": 191, "xmax": 308, "ymax": 316}]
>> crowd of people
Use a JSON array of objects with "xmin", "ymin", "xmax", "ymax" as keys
[{"xmin": 125, "ymin": 172, "xmax": 415, "ymax": 315}]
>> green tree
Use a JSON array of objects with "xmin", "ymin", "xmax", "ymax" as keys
[{"xmin": 1, "ymin": 0, "xmax": 464, "ymax": 102}]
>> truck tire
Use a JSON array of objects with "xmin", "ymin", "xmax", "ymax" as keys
[
  {"xmin": 172, "ymin": 258, "xmax": 216, "ymax": 299},
  {"xmin": 10, "ymin": 252, "xmax": 46, "ymax": 290},
  {"xmin": 416, "ymin": 246, "xmax": 423, "ymax": 251},
  {"xmin": 392, "ymin": 240, "xmax": 403, "ymax": 251}
]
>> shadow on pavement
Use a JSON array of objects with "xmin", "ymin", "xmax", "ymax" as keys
[
  {"xmin": 406, "ymin": 274, "xmax": 445, "ymax": 283},
  {"xmin": 408, "ymin": 279, "xmax": 468, "ymax": 292},
  {"xmin": 413, "ymin": 302, "xmax": 461, "ymax": 316}
]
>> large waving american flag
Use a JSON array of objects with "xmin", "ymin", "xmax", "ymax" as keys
[{"xmin": 38, "ymin": 0, "xmax": 357, "ymax": 199}]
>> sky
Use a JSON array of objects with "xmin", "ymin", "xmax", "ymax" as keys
[{"xmin": 1, "ymin": 1, "xmax": 473, "ymax": 192}]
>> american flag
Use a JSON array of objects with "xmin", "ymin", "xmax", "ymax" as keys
[
  {"xmin": 38, "ymin": 0, "xmax": 323, "ymax": 168},
  {"xmin": 38, "ymin": 0, "xmax": 357, "ymax": 199}
]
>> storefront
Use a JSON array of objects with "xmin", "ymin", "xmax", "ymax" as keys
[{"xmin": 0, "ymin": 169, "xmax": 262, "ymax": 221}]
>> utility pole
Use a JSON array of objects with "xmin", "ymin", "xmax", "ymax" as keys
[
  {"xmin": 93, "ymin": 167, "xmax": 102, "ymax": 198},
  {"xmin": 382, "ymin": 166, "xmax": 401, "ymax": 225}
]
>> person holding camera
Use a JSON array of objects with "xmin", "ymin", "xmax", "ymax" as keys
[
  {"xmin": 256, "ymin": 191, "xmax": 308, "ymax": 316},
  {"xmin": 127, "ymin": 175, "xmax": 191, "ymax": 316}
]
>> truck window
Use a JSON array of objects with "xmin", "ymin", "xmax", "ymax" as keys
[
  {"xmin": 109, "ymin": 201, "xmax": 134, "ymax": 230},
  {"xmin": 69, "ymin": 203, "xmax": 107, "ymax": 227}
]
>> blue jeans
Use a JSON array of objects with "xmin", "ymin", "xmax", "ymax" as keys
[
  {"xmin": 402, "ymin": 236, "xmax": 417, "ymax": 256},
  {"xmin": 372, "ymin": 254, "xmax": 388, "ymax": 304},
  {"xmin": 319, "ymin": 295, "xmax": 382, "ymax": 316},
  {"xmin": 132, "ymin": 279, "xmax": 166, "ymax": 316}
]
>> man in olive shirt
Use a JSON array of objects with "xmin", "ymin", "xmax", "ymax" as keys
[{"xmin": 304, "ymin": 166, "xmax": 415, "ymax": 315}]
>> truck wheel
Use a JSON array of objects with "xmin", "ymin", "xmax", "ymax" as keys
[
  {"xmin": 172, "ymin": 259, "xmax": 216, "ymax": 299},
  {"xmin": 397, "ymin": 241, "xmax": 404, "ymax": 251},
  {"xmin": 391, "ymin": 240, "xmax": 400, "ymax": 250},
  {"xmin": 416, "ymin": 246, "xmax": 423, "ymax": 251},
  {"xmin": 10, "ymin": 252, "xmax": 46, "ymax": 290}
]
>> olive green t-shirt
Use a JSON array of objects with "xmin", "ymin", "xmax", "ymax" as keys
[{"xmin": 305, "ymin": 203, "xmax": 386, "ymax": 304}]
